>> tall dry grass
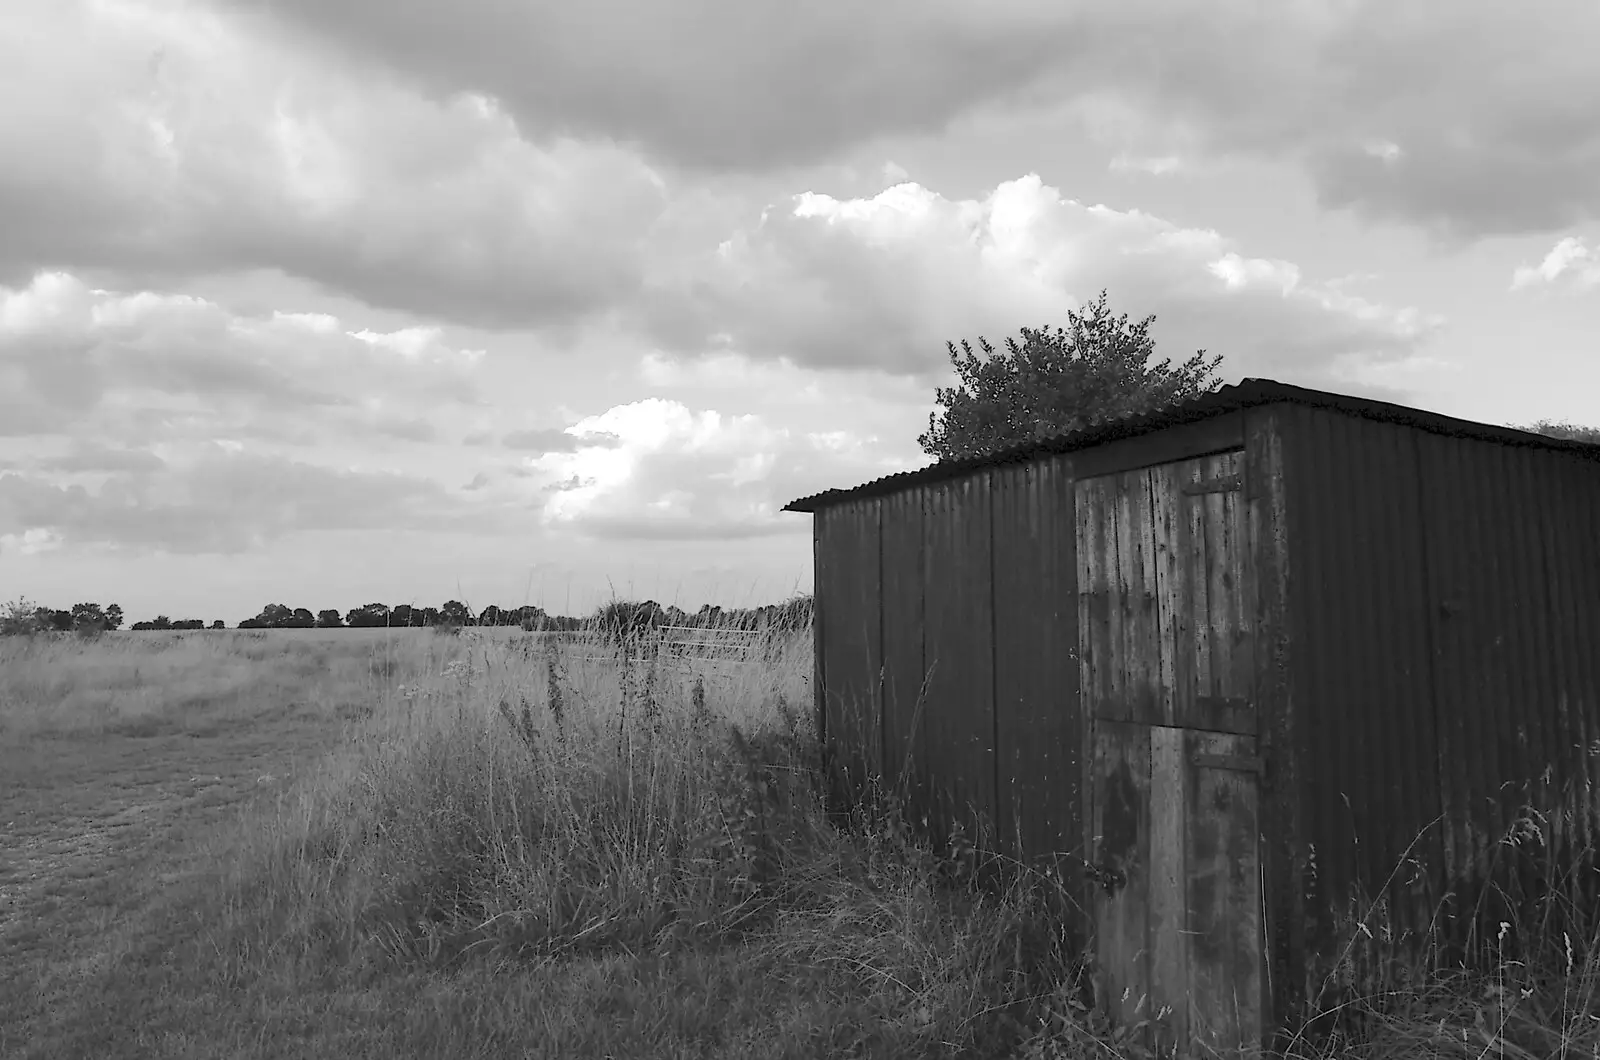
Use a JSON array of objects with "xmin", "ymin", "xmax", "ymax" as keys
[
  {"xmin": 177, "ymin": 623, "xmax": 1081, "ymax": 1056},
  {"xmin": 5, "ymin": 622, "xmax": 1598, "ymax": 1057}
]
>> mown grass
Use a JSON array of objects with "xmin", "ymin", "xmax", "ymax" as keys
[{"xmin": 2, "ymin": 624, "xmax": 1598, "ymax": 1059}]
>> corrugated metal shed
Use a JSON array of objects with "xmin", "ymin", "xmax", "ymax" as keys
[
  {"xmin": 783, "ymin": 378, "xmax": 1600, "ymax": 514},
  {"xmin": 789, "ymin": 376, "xmax": 1600, "ymax": 1052}
]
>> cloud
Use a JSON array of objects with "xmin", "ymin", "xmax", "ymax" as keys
[
  {"xmin": 632, "ymin": 175, "xmax": 1443, "ymax": 397},
  {"xmin": 1109, "ymin": 154, "xmax": 1185, "ymax": 176},
  {"xmin": 502, "ymin": 426, "xmax": 618, "ymax": 452},
  {"xmin": 983, "ymin": 1, "xmax": 1600, "ymax": 240},
  {"xmin": 213, "ymin": 0, "xmax": 1081, "ymax": 173},
  {"xmin": 35, "ymin": 442, "xmax": 167, "ymax": 474},
  {"xmin": 0, "ymin": 450, "xmax": 460, "ymax": 554},
  {"xmin": 1511, "ymin": 237, "xmax": 1600, "ymax": 292},
  {"xmin": 522, "ymin": 398, "xmax": 905, "ymax": 540},
  {"xmin": 0, "ymin": 0, "xmax": 668, "ymax": 328},
  {"xmin": 208, "ymin": 0, "xmax": 1599, "ymax": 239},
  {"xmin": 0, "ymin": 271, "xmax": 484, "ymax": 442}
]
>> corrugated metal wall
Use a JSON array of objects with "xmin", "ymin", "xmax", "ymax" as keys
[
  {"xmin": 1414, "ymin": 429, "xmax": 1600, "ymax": 950},
  {"xmin": 921, "ymin": 473, "xmax": 998, "ymax": 846},
  {"xmin": 991, "ymin": 456, "xmax": 1082, "ymax": 884},
  {"xmin": 880, "ymin": 488, "xmax": 927, "ymax": 811},
  {"xmin": 1278, "ymin": 407, "xmax": 1445, "ymax": 949},
  {"xmin": 815, "ymin": 498, "xmax": 883, "ymax": 812},
  {"xmin": 1281, "ymin": 405, "xmax": 1600, "ymax": 961}
]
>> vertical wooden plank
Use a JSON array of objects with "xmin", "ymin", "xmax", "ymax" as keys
[
  {"xmin": 1078, "ymin": 478, "xmax": 1116, "ymax": 721},
  {"xmin": 1122, "ymin": 470, "xmax": 1162, "ymax": 725},
  {"xmin": 1093, "ymin": 720, "xmax": 1153, "ymax": 1034},
  {"xmin": 1186, "ymin": 729, "xmax": 1265, "ymax": 1055},
  {"xmin": 1210, "ymin": 453, "xmax": 1252, "ymax": 707},
  {"xmin": 1147, "ymin": 725, "xmax": 1190, "ymax": 1052},
  {"xmin": 1106, "ymin": 477, "xmax": 1132, "ymax": 723},
  {"xmin": 1151, "ymin": 464, "xmax": 1182, "ymax": 728},
  {"xmin": 1190, "ymin": 459, "xmax": 1216, "ymax": 701}
]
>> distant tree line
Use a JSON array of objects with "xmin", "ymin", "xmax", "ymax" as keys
[
  {"xmin": 0, "ymin": 601, "xmax": 125, "ymax": 635},
  {"xmin": 233, "ymin": 597, "xmax": 814, "ymax": 633},
  {"xmin": 3, "ymin": 593, "xmax": 815, "ymax": 637},
  {"xmin": 131, "ymin": 617, "xmax": 223, "ymax": 631}
]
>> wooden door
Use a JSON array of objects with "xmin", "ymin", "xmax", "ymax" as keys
[{"xmin": 1077, "ymin": 451, "xmax": 1265, "ymax": 1056}]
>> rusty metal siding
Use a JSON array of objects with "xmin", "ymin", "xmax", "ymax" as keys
[
  {"xmin": 921, "ymin": 472, "xmax": 997, "ymax": 846},
  {"xmin": 1278, "ymin": 403, "xmax": 1600, "ymax": 966},
  {"xmin": 991, "ymin": 456, "xmax": 1082, "ymax": 880},
  {"xmin": 880, "ymin": 487, "xmax": 928, "ymax": 813},
  {"xmin": 1532, "ymin": 449, "xmax": 1600, "ymax": 858},
  {"xmin": 1277, "ymin": 406, "xmax": 1445, "ymax": 954},
  {"xmin": 1414, "ymin": 430, "xmax": 1600, "ymax": 946},
  {"xmin": 815, "ymin": 498, "xmax": 883, "ymax": 811}
]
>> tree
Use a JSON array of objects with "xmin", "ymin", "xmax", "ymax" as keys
[
  {"xmin": 595, "ymin": 599, "xmax": 663, "ymax": 651},
  {"xmin": 919, "ymin": 291, "xmax": 1224, "ymax": 462},
  {"xmin": 1522, "ymin": 420, "xmax": 1600, "ymax": 445},
  {"xmin": 1, "ymin": 597, "xmax": 47, "ymax": 636},
  {"xmin": 315, "ymin": 609, "xmax": 344, "ymax": 628},
  {"xmin": 346, "ymin": 603, "xmax": 390, "ymax": 628},
  {"xmin": 478, "ymin": 604, "xmax": 504, "ymax": 627},
  {"xmin": 288, "ymin": 608, "xmax": 316, "ymax": 628},
  {"xmin": 211, "ymin": 620, "xmax": 225, "ymax": 630},
  {"xmin": 441, "ymin": 600, "xmax": 472, "ymax": 626},
  {"xmin": 104, "ymin": 604, "xmax": 124, "ymax": 631},
  {"xmin": 69, "ymin": 602, "xmax": 110, "ymax": 631}
]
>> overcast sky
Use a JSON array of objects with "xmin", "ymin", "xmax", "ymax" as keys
[{"xmin": 3, "ymin": 0, "xmax": 1598, "ymax": 623}]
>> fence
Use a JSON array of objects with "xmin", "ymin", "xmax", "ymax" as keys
[{"xmin": 513, "ymin": 626, "xmax": 774, "ymax": 665}]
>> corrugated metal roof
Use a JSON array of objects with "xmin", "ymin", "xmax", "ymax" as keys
[{"xmin": 783, "ymin": 377, "xmax": 1600, "ymax": 513}]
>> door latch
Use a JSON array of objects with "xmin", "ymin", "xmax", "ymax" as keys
[{"xmin": 1086, "ymin": 861, "xmax": 1128, "ymax": 895}]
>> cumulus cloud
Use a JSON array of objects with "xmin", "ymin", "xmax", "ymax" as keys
[
  {"xmin": 208, "ymin": 0, "xmax": 1600, "ymax": 239},
  {"xmin": 521, "ymin": 398, "xmax": 905, "ymax": 540},
  {"xmin": 1511, "ymin": 237, "xmax": 1600, "ymax": 292},
  {"xmin": 0, "ymin": 0, "xmax": 667, "ymax": 328},
  {"xmin": 0, "ymin": 271, "xmax": 484, "ymax": 441},
  {"xmin": 633, "ymin": 175, "xmax": 1443, "ymax": 397}
]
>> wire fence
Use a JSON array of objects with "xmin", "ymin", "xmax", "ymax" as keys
[{"xmin": 512, "ymin": 625, "xmax": 795, "ymax": 666}]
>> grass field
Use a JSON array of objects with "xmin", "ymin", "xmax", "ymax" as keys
[{"xmin": 2, "ymin": 626, "xmax": 1597, "ymax": 1059}]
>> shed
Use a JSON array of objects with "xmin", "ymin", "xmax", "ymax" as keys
[{"xmin": 783, "ymin": 378, "xmax": 1600, "ymax": 1055}]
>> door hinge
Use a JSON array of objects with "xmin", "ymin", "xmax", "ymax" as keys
[
  {"xmin": 1191, "ymin": 753, "xmax": 1264, "ymax": 774},
  {"xmin": 1181, "ymin": 474, "xmax": 1243, "ymax": 496}
]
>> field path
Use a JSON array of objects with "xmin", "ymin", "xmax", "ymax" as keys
[{"xmin": 0, "ymin": 700, "xmax": 348, "ymax": 1057}]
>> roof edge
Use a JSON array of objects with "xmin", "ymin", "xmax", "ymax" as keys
[{"xmin": 783, "ymin": 377, "xmax": 1599, "ymax": 514}]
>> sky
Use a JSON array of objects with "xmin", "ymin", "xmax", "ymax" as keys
[{"xmin": 2, "ymin": 0, "xmax": 1598, "ymax": 624}]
